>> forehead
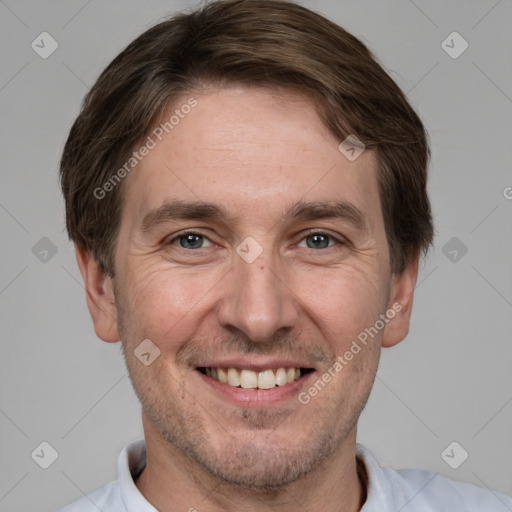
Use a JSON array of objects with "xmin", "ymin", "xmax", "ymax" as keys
[{"xmin": 122, "ymin": 86, "xmax": 380, "ymax": 228}]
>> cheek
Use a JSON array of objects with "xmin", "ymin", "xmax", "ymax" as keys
[
  {"xmin": 120, "ymin": 262, "xmax": 225, "ymax": 349},
  {"xmin": 293, "ymin": 264, "xmax": 388, "ymax": 345}
]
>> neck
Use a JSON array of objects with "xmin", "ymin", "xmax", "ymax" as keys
[{"xmin": 135, "ymin": 418, "xmax": 366, "ymax": 512}]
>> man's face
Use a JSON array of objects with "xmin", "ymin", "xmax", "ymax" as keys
[{"xmin": 109, "ymin": 86, "xmax": 402, "ymax": 488}]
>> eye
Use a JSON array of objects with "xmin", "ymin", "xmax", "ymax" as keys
[
  {"xmin": 297, "ymin": 232, "xmax": 341, "ymax": 250},
  {"xmin": 168, "ymin": 231, "xmax": 213, "ymax": 250}
]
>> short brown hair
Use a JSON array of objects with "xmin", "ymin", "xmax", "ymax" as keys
[{"xmin": 60, "ymin": 0, "xmax": 433, "ymax": 277}]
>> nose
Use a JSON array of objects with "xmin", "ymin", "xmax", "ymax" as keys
[{"xmin": 216, "ymin": 251, "xmax": 300, "ymax": 343}]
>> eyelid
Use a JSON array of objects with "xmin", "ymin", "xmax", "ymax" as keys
[
  {"xmin": 164, "ymin": 228, "xmax": 349, "ymax": 249},
  {"xmin": 165, "ymin": 229, "xmax": 214, "ymax": 247},
  {"xmin": 296, "ymin": 229, "xmax": 347, "ymax": 248}
]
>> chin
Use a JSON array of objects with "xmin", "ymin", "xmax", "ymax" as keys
[
  {"xmin": 192, "ymin": 443, "xmax": 325, "ymax": 491},
  {"xmin": 159, "ymin": 420, "xmax": 344, "ymax": 492}
]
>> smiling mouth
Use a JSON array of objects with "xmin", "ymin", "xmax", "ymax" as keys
[{"xmin": 197, "ymin": 367, "xmax": 314, "ymax": 390}]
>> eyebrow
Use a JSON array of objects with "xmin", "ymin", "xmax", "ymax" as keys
[
  {"xmin": 288, "ymin": 200, "xmax": 367, "ymax": 230},
  {"xmin": 139, "ymin": 199, "xmax": 368, "ymax": 233},
  {"xmin": 140, "ymin": 200, "xmax": 235, "ymax": 232}
]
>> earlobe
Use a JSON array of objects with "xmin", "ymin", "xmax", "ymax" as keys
[
  {"xmin": 74, "ymin": 243, "xmax": 120, "ymax": 343},
  {"xmin": 381, "ymin": 252, "xmax": 420, "ymax": 348}
]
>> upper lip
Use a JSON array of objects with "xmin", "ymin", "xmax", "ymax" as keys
[{"xmin": 194, "ymin": 358, "xmax": 316, "ymax": 372}]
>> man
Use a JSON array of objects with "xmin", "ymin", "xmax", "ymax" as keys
[{"xmin": 57, "ymin": 0, "xmax": 512, "ymax": 510}]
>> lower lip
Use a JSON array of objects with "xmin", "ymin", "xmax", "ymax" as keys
[{"xmin": 196, "ymin": 370, "xmax": 316, "ymax": 407}]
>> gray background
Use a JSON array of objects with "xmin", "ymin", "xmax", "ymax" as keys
[{"xmin": 1, "ymin": 0, "xmax": 511, "ymax": 510}]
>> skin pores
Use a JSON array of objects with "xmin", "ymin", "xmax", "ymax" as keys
[{"xmin": 79, "ymin": 86, "xmax": 417, "ymax": 508}]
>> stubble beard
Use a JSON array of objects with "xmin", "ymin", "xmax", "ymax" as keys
[
  {"xmin": 122, "ymin": 343, "xmax": 374, "ymax": 493},
  {"xmin": 114, "ymin": 281, "xmax": 378, "ymax": 493}
]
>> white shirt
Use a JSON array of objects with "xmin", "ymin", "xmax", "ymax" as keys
[{"xmin": 58, "ymin": 439, "xmax": 512, "ymax": 511}]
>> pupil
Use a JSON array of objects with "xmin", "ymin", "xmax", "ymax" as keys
[
  {"xmin": 308, "ymin": 234, "xmax": 328, "ymax": 249},
  {"xmin": 182, "ymin": 234, "xmax": 201, "ymax": 248}
]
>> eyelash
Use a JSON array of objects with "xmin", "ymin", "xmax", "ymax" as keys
[{"xmin": 165, "ymin": 229, "xmax": 347, "ymax": 250}]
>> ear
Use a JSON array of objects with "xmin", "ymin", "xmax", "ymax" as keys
[
  {"xmin": 381, "ymin": 252, "xmax": 420, "ymax": 348},
  {"xmin": 75, "ymin": 243, "xmax": 120, "ymax": 343}
]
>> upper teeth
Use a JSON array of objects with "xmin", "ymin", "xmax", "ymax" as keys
[{"xmin": 204, "ymin": 367, "xmax": 302, "ymax": 389}]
